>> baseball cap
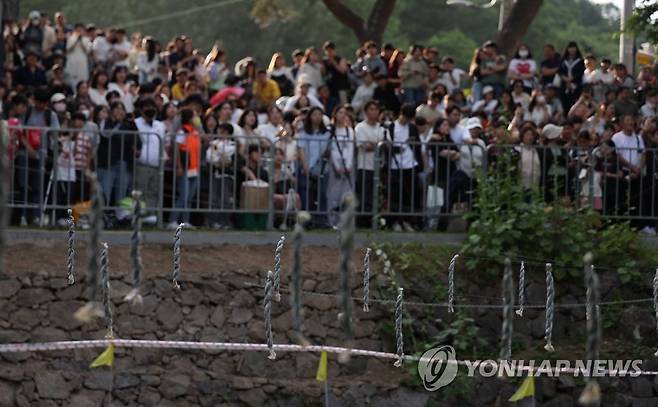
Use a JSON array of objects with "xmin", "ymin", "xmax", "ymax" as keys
[
  {"xmin": 542, "ymin": 123, "xmax": 563, "ymax": 140},
  {"xmin": 50, "ymin": 93, "xmax": 66, "ymax": 103},
  {"xmin": 466, "ymin": 117, "xmax": 482, "ymax": 130}
]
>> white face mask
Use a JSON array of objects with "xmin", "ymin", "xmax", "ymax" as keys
[
  {"xmin": 518, "ymin": 49, "xmax": 529, "ymax": 58},
  {"xmin": 53, "ymin": 102, "xmax": 67, "ymax": 113},
  {"xmin": 536, "ymin": 96, "xmax": 546, "ymax": 104}
]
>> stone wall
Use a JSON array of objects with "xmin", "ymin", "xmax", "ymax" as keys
[{"xmin": 0, "ymin": 247, "xmax": 657, "ymax": 406}]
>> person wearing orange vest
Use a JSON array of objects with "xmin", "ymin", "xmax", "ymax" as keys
[{"xmin": 167, "ymin": 107, "xmax": 201, "ymax": 229}]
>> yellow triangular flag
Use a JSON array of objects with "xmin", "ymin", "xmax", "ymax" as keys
[
  {"xmin": 509, "ymin": 376, "xmax": 535, "ymax": 402},
  {"xmin": 90, "ymin": 344, "xmax": 115, "ymax": 368},
  {"xmin": 316, "ymin": 351, "xmax": 328, "ymax": 382}
]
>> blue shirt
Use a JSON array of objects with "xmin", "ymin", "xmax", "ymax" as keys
[{"xmin": 297, "ymin": 129, "xmax": 331, "ymax": 170}]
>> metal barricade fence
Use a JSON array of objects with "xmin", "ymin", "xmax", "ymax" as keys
[
  {"xmin": 372, "ymin": 140, "xmax": 487, "ymax": 230},
  {"xmin": 7, "ymin": 125, "xmax": 165, "ymax": 228},
  {"xmin": 482, "ymin": 143, "xmax": 658, "ymax": 225},
  {"xmin": 7, "ymin": 124, "xmax": 658, "ymax": 230}
]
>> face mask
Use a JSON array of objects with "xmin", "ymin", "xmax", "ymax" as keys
[
  {"xmin": 80, "ymin": 110, "xmax": 90, "ymax": 119},
  {"xmin": 192, "ymin": 116, "xmax": 202, "ymax": 127},
  {"xmin": 143, "ymin": 108, "xmax": 156, "ymax": 119},
  {"xmin": 518, "ymin": 50, "xmax": 529, "ymax": 58},
  {"xmin": 53, "ymin": 102, "xmax": 67, "ymax": 113},
  {"xmin": 536, "ymin": 96, "xmax": 545, "ymax": 104}
]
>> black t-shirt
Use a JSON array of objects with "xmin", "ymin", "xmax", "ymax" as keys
[
  {"xmin": 323, "ymin": 56, "xmax": 350, "ymax": 96},
  {"xmin": 540, "ymin": 55, "xmax": 561, "ymax": 85}
]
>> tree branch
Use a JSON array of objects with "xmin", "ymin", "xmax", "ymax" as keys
[
  {"xmin": 496, "ymin": 0, "xmax": 544, "ymax": 57},
  {"xmin": 321, "ymin": 0, "xmax": 367, "ymax": 41},
  {"xmin": 366, "ymin": 0, "xmax": 397, "ymax": 43}
]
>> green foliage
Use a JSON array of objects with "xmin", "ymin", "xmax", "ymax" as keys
[
  {"xmin": 426, "ymin": 30, "xmax": 479, "ymax": 69},
  {"xmin": 463, "ymin": 152, "xmax": 656, "ymax": 285},
  {"xmin": 627, "ymin": 0, "xmax": 658, "ymax": 45},
  {"xmin": 431, "ymin": 312, "xmax": 487, "ymax": 359}
]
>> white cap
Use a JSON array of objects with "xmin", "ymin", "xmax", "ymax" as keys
[
  {"xmin": 482, "ymin": 85, "xmax": 494, "ymax": 95},
  {"xmin": 50, "ymin": 93, "xmax": 66, "ymax": 103},
  {"xmin": 542, "ymin": 123, "xmax": 563, "ymax": 140},
  {"xmin": 29, "ymin": 10, "xmax": 41, "ymax": 20},
  {"xmin": 466, "ymin": 117, "xmax": 482, "ymax": 130}
]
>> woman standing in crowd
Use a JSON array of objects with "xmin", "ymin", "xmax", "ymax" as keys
[
  {"xmin": 108, "ymin": 66, "xmax": 134, "ymax": 113},
  {"xmin": 168, "ymin": 108, "xmax": 201, "ymax": 229},
  {"xmin": 297, "ymin": 106, "xmax": 330, "ymax": 227},
  {"xmin": 137, "ymin": 36, "xmax": 160, "ymax": 85},
  {"xmin": 297, "ymin": 47, "xmax": 325, "ymax": 96},
  {"xmin": 559, "ymin": 41, "xmax": 585, "ymax": 111},
  {"xmin": 507, "ymin": 44, "xmax": 537, "ymax": 91},
  {"xmin": 89, "ymin": 70, "xmax": 109, "ymax": 107},
  {"xmin": 267, "ymin": 52, "xmax": 295, "ymax": 97},
  {"xmin": 327, "ymin": 105, "xmax": 355, "ymax": 226}
]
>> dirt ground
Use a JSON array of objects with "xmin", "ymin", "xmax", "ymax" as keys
[{"xmin": 4, "ymin": 241, "xmax": 353, "ymax": 279}]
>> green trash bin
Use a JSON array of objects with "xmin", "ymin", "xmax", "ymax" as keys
[{"xmin": 239, "ymin": 213, "xmax": 267, "ymax": 230}]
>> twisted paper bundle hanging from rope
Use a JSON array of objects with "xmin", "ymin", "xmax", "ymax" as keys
[
  {"xmin": 66, "ymin": 209, "xmax": 76, "ymax": 285},
  {"xmin": 100, "ymin": 242, "xmax": 113, "ymax": 338},
  {"xmin": 515, "ymin": 261, "xmax": 525, "ymax": 317},
  {"xmin": 394, "ymin": 287, "xmax": 404, "ymax": 367},
  {"xmin": 264, "ymin": 270, "xmax": 275, "ymax": 360},
  {"xmin": 125, "ymin": 191, "xmax": 143, "ymax": 304},
  {"xmin": 544, "ymin": 263, "xmax": 555, "ymax": 352},
  {"xmin": 447, "ymin": 254, "xmax": 459, "ymax": 313},
  {"xmin": 362, "ymin": 248, "xmax": 371, "ymax": 313},
  {"xmin": 172, "ymin": 223, "xmax": 183, "ymax": 289},
  {"xmin": 500, "ymin": 258, "xmax": 514, "ymax": 361},
  {"xmin": 273, "ymin": 235, "xmax": 285, "ymax": 302}
]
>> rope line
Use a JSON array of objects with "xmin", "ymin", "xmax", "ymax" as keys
[
  {"xmin": 0, "ymin": 339, "xmax": 657, "ymax": 376},
  {"xmin": 242, "ymin": 282, "xmax": 655, "ymax": 310}
]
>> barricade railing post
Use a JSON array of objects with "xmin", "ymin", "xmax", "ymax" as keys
[{"xmin": 266, "ymin": 141, "xmax": 276, "ymax": 230}]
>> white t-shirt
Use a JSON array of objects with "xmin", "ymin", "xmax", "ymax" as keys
[
  {"xmin": 331, "ymin": 126, "xmax": 355, "ymax": 171},
  {"xmin": 391, "ymin": 121, "xmax": 417, "ymax": 170},
  {"xmin": 449, "ymin": 124, "xmax": 469, "ymax": 145},
  {"xmin": 355, "ymin": 121, "xmax": 385, "ymax": 170},
  {"xmin": 458, "ymin": 138, "xmax": 486, "ymax": 177},
  {"xmin": 438, "ymin": 68, "xmax": 465, "ymax": 93},
  {"xmin": 256, "ymin": 122, "xmax": 281, "ymax": 144},
  {"xmin": 111, "ymin": 40, "xmax": 132, "ymax": 68},
  {"xmin": 508, "ymin": 58, "xmax": 537, "ymax": 88},
  {"xmin": 612, "ymin": 131, "xmax": 644, "ymax": 167},
  {"xmin": 56, "ymin": 138, "xmax": 76, "ymax": 182},
  {"xmin": 135, "ymin": 117, "xmax": 166, "ymax": 167},
  {"xmin": 92, "ymin": 36, "xmax": 111, "ymax": 63}
]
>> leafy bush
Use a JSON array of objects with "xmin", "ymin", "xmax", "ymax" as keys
[{"xmin": 462, "ymin": 153, "xmax": 656, "ymax": 285}]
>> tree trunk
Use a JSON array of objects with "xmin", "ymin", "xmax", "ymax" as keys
[
  {"xmin": 321, "ymin": 0, "xmax": 396, "ymax": 45},
  {"xmin": 496, "ymin": 0, "xmax": 544, "ymax": 57}
]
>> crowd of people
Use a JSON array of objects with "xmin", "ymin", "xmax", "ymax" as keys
[{"xmin": 3, "ymin": 10, "xmax": 658, "ymax": 232}]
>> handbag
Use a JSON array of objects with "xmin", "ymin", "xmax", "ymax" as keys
[{"xmin": 426, "ymin": 185, "xmax": 444, "ymax": 209}]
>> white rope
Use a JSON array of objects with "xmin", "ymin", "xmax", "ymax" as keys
[
  {"xmin": 362, "ymin": 248, "xmax": 371, "ymax": 312},
  {"xmin": 172, "ymin": 223, "xmax": 183, "ymax": 289},
  {"xmin": 1, "ymin": 339, "xmax": 657, "ymax": 376},
  {"xmin": 393, "ymin": 287, "xmax": 404, "ymax": 367},
  {"xmin": 243, "ymin": 282, "xmax": 653, "ymax": 310},
  {"xmin": 264, "ymin": 270, "xmax": 275, "ymax": 360}
]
